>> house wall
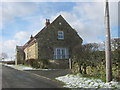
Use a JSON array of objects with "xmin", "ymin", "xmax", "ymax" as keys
[
  {"xmin": 16, "ymin": 46, "xmax": 25, "ymax": 64},
  {"xmin": 24, "ymin": 42, "xmax": 38, "ymax": 60},
  {"xmin": 22, "ymin": 15, "xmax": 83, "ymax": 69},
  {"xmin": 36, "ymin": 15, "xmax": 83, "ymax": 60},
  {"xmin": 48, "ymin": 59, "xmax": 69, "ymax": 69}
]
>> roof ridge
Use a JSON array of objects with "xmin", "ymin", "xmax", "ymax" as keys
[{"xmin": 23, "ymin": 15, "xmax": 67, "ymax": 48}]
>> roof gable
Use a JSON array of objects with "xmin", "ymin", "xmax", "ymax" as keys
[
  {"xmin": 35, "ymin": 15, "xmax": 73, "ymax": 38},
  {"xmin": 50, "ymin": 15, "xmax": 73, "ymax": 30},
  {"xmin": 23, "ymin": 15, "xmax": 82, "ymax": 48}
]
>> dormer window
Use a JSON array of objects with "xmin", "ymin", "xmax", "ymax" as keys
[{"xmin": 58, "ymin": 31, "xmax": 64, "ymax": 39}]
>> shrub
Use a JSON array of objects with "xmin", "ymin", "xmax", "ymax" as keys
[
  {"xmin": 72, "ymin": 43, "xmax": 119, "ymax": 81},
  {"xmin": 25, "ymin": 59, "xmax": 49, "ymax": 69}
]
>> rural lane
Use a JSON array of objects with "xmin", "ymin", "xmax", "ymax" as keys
[{"xmin": 2, "ymin": 65, "xmax": 62, "ymax": 88}]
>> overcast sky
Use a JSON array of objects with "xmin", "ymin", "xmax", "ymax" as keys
[{"xmin": 0, "ymin": 1, "xmax": 118, "ymax": 60}]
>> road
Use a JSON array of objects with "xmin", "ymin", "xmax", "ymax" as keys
[
  {"xmin": 2, "ymin": 65, "xmax": 62, "ymax": 88},
  {"xmin": 26, "ymin": 69, "xmax": 72, "ymax": 79}
]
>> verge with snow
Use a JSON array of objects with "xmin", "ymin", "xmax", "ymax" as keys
[
  {"xmin": 4, "ymin": 64, "xmax": 33, "ymax": 70},
  {"xmin": 56, "ymin": 74, "xmax": 120, "ymax": 88},
  {"xmin": 3, "ymin": 64, "xmax": 57, "ymax": 71}
]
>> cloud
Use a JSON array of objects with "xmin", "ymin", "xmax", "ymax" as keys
[
  {"xmin": 1, "ymin": 2, "xmax": 39, "ymax": 29},
  {"xmin": 73, "ymin": 2, "xmax": 104, "ymax": 24},
  {"xmin": 3, "ymin": 2, "xmax": 38, "ymax": 20},
  {"xmin": 1, "ymin": 40, "xmax": 19, "ymax": 60},
  {"xmin": 0, "ymin": 41, "xmax": 2, "ymax": 53},
  {"xmin": 109, "ymin": 2, "xmax": 118, "ymax": 26},
  {"xmin": 1, "ymin": 0, "xmax": 119, "ymax": 2},
  {"xmin": 0, "ymin": 3, "xmax": 2, "ymax": 30},
  {"xmin": 4, "ymin": 40, "xmax": 18, "ymax": 48},
  {"xmin": 1, "ymin": 2, "xmax": 118, "ymax": 60},
  {"xmin": 22, "ymin": 15, "xmax": 46, "ymax": 32},
  {"xmin": 50, "ymin": 2, "xmax": 117, "ymax": 43},
  {"xmin": 50, "ymin": 3, "xmax": 103, "ymax": 43},
  {"xmin": 14, "ymin": 31, "xmax": 27, "ymax": 41}
]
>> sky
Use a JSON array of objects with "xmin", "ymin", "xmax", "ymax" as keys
[{"xmin": 0, "ymin": 1, "xmax": 118, "ymax": 60}]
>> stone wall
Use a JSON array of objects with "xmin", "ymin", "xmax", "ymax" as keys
[
  {"xmin": 16, "ymin": 46, "xmax": 25, "ymax": 64},
  {"xmin": 48, "ymin": 59, "xmax": 69, "ymax": 69},
  {"xmin": 24, "ymin": 42, "xmax": 38, "ymax": 60},
  {"xmin": 37, "ymin": 15, "xmax": 83, "ymax": 60},
  {"xmin": 22, "ymin": 15, "xmax": 83, "ymax": 69}
]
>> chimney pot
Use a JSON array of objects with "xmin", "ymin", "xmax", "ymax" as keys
[
  {"xmin": 45, "ymin": 19, "xmax": 50, "ymax": 27},
  {"xmin": 30, "ymin": 35, "xmax": 33, "ymax": 40}
]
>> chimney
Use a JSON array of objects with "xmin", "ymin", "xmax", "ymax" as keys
[
  {"xmin": 45, "ymin": 19, "xmax": 50, "ymax": 27},
  {"xmin": 30, "ymin": 35, "xmax": 33, "ymax": 40}
]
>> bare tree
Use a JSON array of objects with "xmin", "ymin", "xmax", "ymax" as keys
[
  {"xmin": 111, "ymin": 38, "xmax": 120, "ymax": 51},
  {"xmin": 0, "ymin": 52, "xmax": 8, "ymax": 61}
]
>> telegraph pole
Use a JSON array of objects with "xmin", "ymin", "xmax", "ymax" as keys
[{"xmin": 104, "ymin": 0, "xmax": 112, "ymax": 82}]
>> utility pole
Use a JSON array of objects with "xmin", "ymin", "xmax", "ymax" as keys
[
  {"xmin": 104, "ymin": 0, "xmax": 112, "ymax": 82},
  {"xmin": 69, "ymin": 58, "xmax": 72, "ymax": 69}
]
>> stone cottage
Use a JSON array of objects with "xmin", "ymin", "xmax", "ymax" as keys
[
  {"xmin": 16, "ymin": 15, "xmax": 83, "ymax": 68},
  {"xmin": 16, "ymin": 46, "xmax": 25, "ymax": 64}
]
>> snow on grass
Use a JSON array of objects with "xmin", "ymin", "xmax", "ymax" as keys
[
  {"xmin": 4, "ymin": 64, "xmax": 57, "ymax": 71},
  {"xmin": 56, "ymin": 74, "xmax": 120, "ymax": 88},
  {"xmin": 4, "ymin": 64, "xmax": 33, "ymax": 70}
]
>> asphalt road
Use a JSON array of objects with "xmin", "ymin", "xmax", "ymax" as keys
[
  {"xmin": 26, "ymin": 69, "xmax": 72, "ymax": 79},
  {"xmin": 2, "ymin": 65, "xmax": 62, "ymax": 88},
  {"xmin": 0, "ymin": 64, "xmax": 2, "ymax": 89}
]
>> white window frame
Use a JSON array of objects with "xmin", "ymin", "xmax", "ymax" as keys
[
  {"xmin": 58, "ymin": 31, "xmax": 64, "ymax": 39},
  {"xmin": 54, "ymin": 48, "xmax": 69, "ymax": 59}
]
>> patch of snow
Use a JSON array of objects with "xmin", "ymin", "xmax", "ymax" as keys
[
  {"xmin": 3, "ymin": 64, "xmax": 34, "ymax": 70},
  {"xmin": 32, "ymin": 69, "xmax": 57, "ymax": 71},
  {"xmin": 56, "ymin": 74, "xmax": 120, "ymax": 88},
  {"xmin": 23, "ymin": 67, "xmax": 33, "ymax": 70},
  {"xmin": 4, "ymin": 64, "xmax": 14, "ymax": 67},
  {"xmin": 3, "ymin": 64, "xmax": 59, "ymax": 71}
]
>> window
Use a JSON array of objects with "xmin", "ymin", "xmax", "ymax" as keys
[
  {"xmin": 58, "ymin": 31, "xmax": 64, "ymax": 39},
  {"xmin": 53, "ymin": 48, "xmax": 69, "ymax": 59}
]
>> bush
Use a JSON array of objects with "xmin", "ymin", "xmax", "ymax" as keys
[
  {"xmin": 72, "ymin": 43, "xmax": 119, "ymax": 81},
  {"xmin": 25, "ymin": 59, "xmax": 49, "ymax": 69}
]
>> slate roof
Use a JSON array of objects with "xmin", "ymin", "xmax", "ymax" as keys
[
  {"xmin": 23, "ymin": 15, "xmax": 61, "ymax": 49},
  {"xmin": 22, "ymin": 15, "xmax": 79, "ymax": 49}
]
